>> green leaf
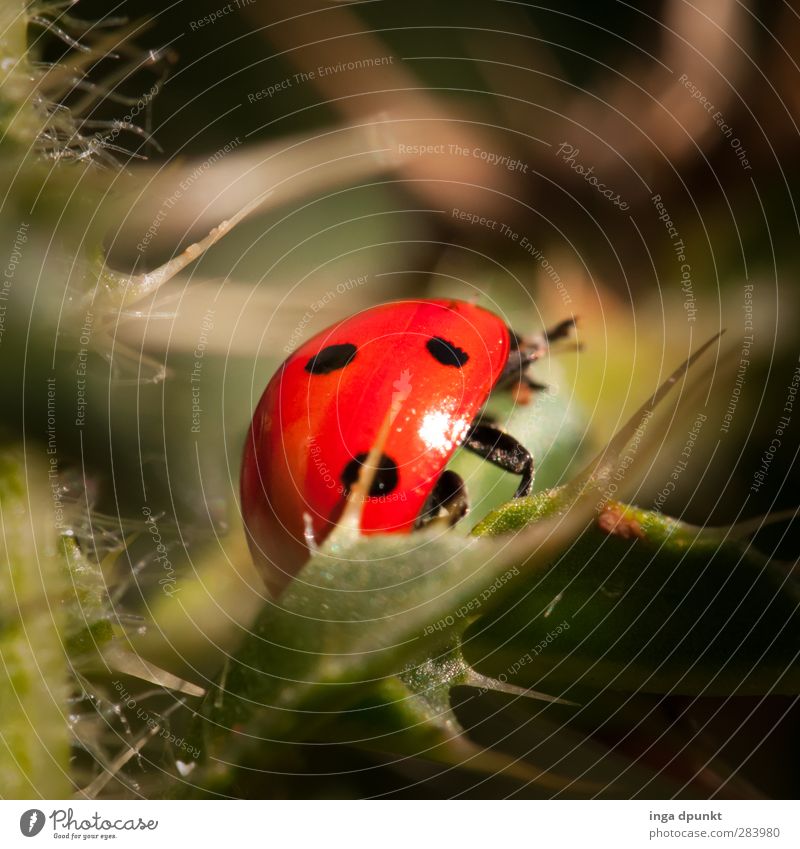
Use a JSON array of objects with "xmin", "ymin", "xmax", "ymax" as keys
[
  {"xmin": 193, "ymin": 504, "xmax": 594, "ymax": 790},
  {"xmin": 0, "ymin": 445, "xmax": 71, "ymax": 797},
  {"xmin": 468, "ymin": 499, "xmax": 800, "ymax": 697}
]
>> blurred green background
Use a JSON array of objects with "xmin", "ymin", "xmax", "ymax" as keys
[{"xmin": 1, "ymin": 0, "xmax": 799, "ymax": 798}]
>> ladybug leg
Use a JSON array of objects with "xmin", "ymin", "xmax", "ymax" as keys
[
  {"xmin": 464, "ymin": 423, "xmax": 533, "ymax": 497},
  {"xmin": 511, "ymin": 374, "xmax": 548, "ymax": 405},
  {"xmin": 497, "ymin": 317, "xmax": 578, "ymax": 393},
  {"xmin": 524, "ymin": 318, "xmax": 579, "ymax": 396},
  {"xmin": 520, "ymin": 316, "xmax": 578, "ymax": 364},
  {"xmin": 415, "ymin": 470, "xmax": 469, "ymax": 528},
  {"xmin": 543, "ymin": 316, "xmax": 578, "ymax": 344}
]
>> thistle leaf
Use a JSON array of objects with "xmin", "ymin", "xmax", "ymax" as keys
[
  {"xmin": 0, "ymin": 445, "xmax": 70, "ymax": 797},
  {"xmin": 194, "ymin": 505, "xmax": 594, "ymax": 790},
  {"xmin": 470, "ymin": 499, "xmax": 800, "ymax": 697}
]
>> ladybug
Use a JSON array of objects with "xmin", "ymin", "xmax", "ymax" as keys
[{"xmin": 242, "ymin": 299, "xmax": 575, "ymax": 596}]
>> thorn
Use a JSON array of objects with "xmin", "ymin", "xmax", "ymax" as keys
[
  {"xmin": 103, "ymin": 643, "xmax": 205, "ymax": 697},
  {"xmin": 78, "ymin": 698, "xmax": 187, "ymax": 798},
  {"xmin": 78, "ymin": 723, "xmax": 161, "ymax": 798},
  {"xmin": 104, "ymin": 191, "xmax": 272, "ymax": 313},
  {"xmin": 303, "ymin": 512, "xmax": 320, "ymax": 553},
  {"xmin": 462, "ymin": 668, "xmax": 577, "ymax": 706},
  {"xmin": 573, "ymin": 330, "xmax": 725, "ymax": 493},
  {"xmin": 727, "ymin": 508, "xmax": 799, "ymax": 539}
]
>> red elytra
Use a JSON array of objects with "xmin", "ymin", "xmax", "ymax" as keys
[{"xmin": 241, "ymin": 298, "xmax": 549, "ymax": 597}]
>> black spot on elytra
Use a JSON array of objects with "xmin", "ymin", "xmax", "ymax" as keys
[
  {"xmin": 426, "ymin": 336, "xmax": 469, "ymax": 367},
  {"xmin": 305, "ymin": 343, "xmax": 357, "ymax": 374},
  {"xmin": 341, "ymin": 452, "xmax": 399, "ymax": 497}
]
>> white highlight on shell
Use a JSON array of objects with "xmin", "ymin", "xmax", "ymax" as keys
[{"xmin": 419, "ymin": 411, "xmax": 469, "ymax": 453}]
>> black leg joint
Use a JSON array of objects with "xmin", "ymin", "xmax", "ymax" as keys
[
  {"xmin": 416, "ymin": 470, "xmax": 469, "ymax": 528},
  {"xmin": 464, "ymin": 423, "xmax": 533, "ymax": 497}
]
